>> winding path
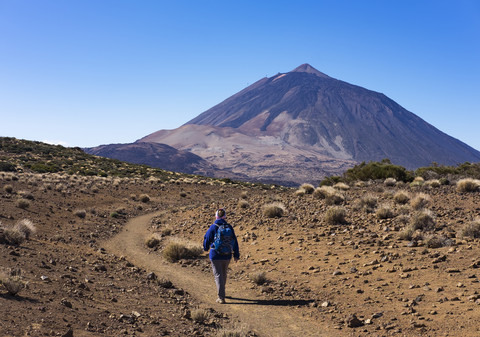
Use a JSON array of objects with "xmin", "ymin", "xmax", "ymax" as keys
[{"xmin": 103, "ymin": 211, "xmax": 333, "ymax": 336}]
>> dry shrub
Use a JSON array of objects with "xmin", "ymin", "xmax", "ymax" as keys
[
  {"xmin": 425, "ymin": 235, "xmax": 453, "ymax": 248},
  {"xmin": 355, "ymin": 194, "xmax": 377, "ymax": 212},
  {"xmin": 384, "ymin": 178, "xmax": 397, "ymax": 187},
  {"xmin": 238, "ymin": 200, "xmax": 250, "ymax": 209},
  {"xmin": 456, "ymin": 178, "xmax": 480, "ymax": 193},
  {"xmin": 4, "ymin": 185, "xmax": 13, "ymax": 194},
  {"xmin": 216, "ymin": 325, "xmax": 249, "ymax": 337},
  {"xmin": 300, "ymin": 183, "xmax": 315, "ymax": 194},
  {"xmin": 18, "ymin": 190, "xmax": 34, "ymax": 200},
  {"xmin": 314, "ymin": 186, "xmax": 344, "ymax": 205},
  {"xmin": 74, "ymin": 209, "xmax": 87, "ymax": 218},
  {"xmin": 162, "ymin": 238, "xmax": 202, "ymax": 262},
  {"xmin": 376, "ymin": 204, "xmax": 395, "ymax": 219},
  {"xmin": 240, "ymin": 191, "xmax": 248, "ymax": 199},
  {"xmin": 398, "ymin": 227, "xmax": 414, "ymax": 241},
  {"xmin": 410, "ymin": 209, "xmax": 435, "ymax": 231},
  {"xmin": 191, "ymin": 308, "xmax": 210, "ymax": 324},
  {"xmin": 295, "ymin": 189, "xmax": 306, "ymax": 197},
  {"xmin": 410, "ymin": 176, "xmax": 425, "ymax": 187},
  {"xmin": 458, "ymin": 218, "xmax": 480, "ymax": 238},
  {"xmin": 13, "ymin": 219, "xmax": 36, "ymax": 240},
  {"xmin": 410, "ymin": 193, "xmax": 431, "ymax": 210},
  {"xmin": 393, "ymin": 190, "xmax": 410, "ymax": 204},
  {"xmin": 425, "ymin": 179, "xmax": 441, "ymax": 188},
  {"xmin": 145, "ymin": 233, "xmax": 162, "ymax": 248},
  {"xmin": 263, "ymin": 202, "xmax": 285, "ymax": 218},
  {"xmin": 139, "ymin": 194, "xmax": 150, "ymax": 203},
  {"xmin": 0, "ymin": 268, "xmax": 24, "ymax": 296},
  {"xmin": 250, "ymin": 271, "xmax": 268, "ymax": 285},
  {"xmin": 334, "ymin": 182, "xmax": 350, "ymax": 191},
  {"xmin": 325, "ymin": 206, "xmax": 347, "ymax": 225},
  {"xmin": 16, "ymin": 198, "xmax": 30, "ymax": 209}
]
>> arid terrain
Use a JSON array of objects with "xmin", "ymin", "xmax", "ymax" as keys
[{"xmin": 2, "ymin": 140, "xmax": 480, "ymax": 336}]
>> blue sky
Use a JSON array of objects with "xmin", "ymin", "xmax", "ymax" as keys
[{"xmin": 1, "ymin": 0, "xmax": 479, "ymax": 153}]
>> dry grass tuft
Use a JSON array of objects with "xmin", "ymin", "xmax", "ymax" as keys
[
  {"xmin": 393, "ymin": 190, "xmax": 410, "ymax": 204},
  {"xmin": 16, "ymin": 198, "xmax": 30, "ymax": 209},
  {"xmin": 300, "ymin": 183, "xmax": 315, "ymax": 194},
  {"xmin": 325, "ymin": 206, "xmax": 347, "ymax": 225},
  {"xmin": 410, "ymin": 176, "xmax": 425, "ymax": 187},
  {"xmin": 0, "ymin": 268, "xmax": 24, "ymax": 296},
  {"xmin": 250, "ymin": 271, "xmax": 268, "ymax": 285},
  {"xmin": 425, "ymin": 235, "xmax": 453, "ymax": 248},
  {"xmin": 410, "ymin": 209, "xmax": 435, "ymax": 231},
  {"xmin": 145, "ymin": 233, "xmax": 162, "ymax": 248},
  {"xmin": 162, "ymin": 238, "xmax": 203, "ymax": 262},
  {"xmin": 456, "ymin": 178, "xmax": 480, "ymax": 193},
  {"xmin": 238, "ymin": 200, "xmax": 250, "ymax": 209},
  {"xmin": 263, "ymin": 202, "xmax": 285, "ymax": 218},
  {"xmin": 191, "ymin": 308, "xmax": 210, "ymax": 324},
  {"xmin": 458, "ymin": 218, "xmax": 480, "ymax": 238},
  {"xmin": 74, "ymin": 209, "xmax": 87, "ymax": 218},
  {"xmin": 313, "ymin": 186, "xmax": 344, "ymax": 205},
  {"xmin": 13, "ymin": 219, "xmax": 36, "ymax": 240},
  {"xmin": 398, "ymin": 226, "xmax": 415, "ymax": 241},
  {"xmin": 333, "ymin": 182, "xmax": 350, "ymax": 191},
  {"xmin": 216, "ymin": 325, "xmax": 249, "ymax": 337},
  {"xmin": 376, "ymin": 204, "xmax": 395, "ymax": 219},
  {"xmin": 139, "ymin": 194, "xmax": 150, "ymax": 202},
  {"xmin": 410, "ymin": 193, "xmax": 431, "ymax": 210},
  {"xmin": 354, "ymin": 194, "xmax": 377, "ymax": 212},
  {"xmin": 384, "ymin": 178, "xmax": 397, "ymax": 187},
  {"xmin": 4, "ymin": 184, "xmax": 13, "ymax": 194}
]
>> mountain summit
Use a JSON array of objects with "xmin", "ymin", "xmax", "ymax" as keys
[{"xmin": 140, "ymin": 64, "xmax": 480, "ymax": 185}]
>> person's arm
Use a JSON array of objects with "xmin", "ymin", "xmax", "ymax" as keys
[
  {"xmin": 231, "ymin": 226, "xmax": 240, "ymax": 261},
  {"xmin": 203, "ymin": 225, "xmax": 215, "ymax": 251}
]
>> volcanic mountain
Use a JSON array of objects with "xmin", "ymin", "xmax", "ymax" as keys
[
  {"xmin": 139, "ymin": 64, "xmax": 480, "ymax": 185},
  {"xmin": 85, "ymin": 142, "xmax": 222, "ymax": 177}
]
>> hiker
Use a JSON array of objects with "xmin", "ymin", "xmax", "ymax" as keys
[{"xmin": 203, "ymin": 208, "xmax": 240, "ymax": 304}]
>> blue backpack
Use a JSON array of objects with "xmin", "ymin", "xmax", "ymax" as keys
[{"xmin": 213, "ymin": 223, "xmax": 234, "ymax": 255}]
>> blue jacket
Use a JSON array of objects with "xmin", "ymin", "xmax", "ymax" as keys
[{"xmin": 203, "ymin": 219, "xmax": 240, "ymax": 260}]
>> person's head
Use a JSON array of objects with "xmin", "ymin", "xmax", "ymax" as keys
[{"xmin": 216, "ymin": 208, "xmax": 226, "ymax": 220}]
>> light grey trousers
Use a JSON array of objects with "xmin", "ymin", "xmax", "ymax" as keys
[{"xmin": 210, "ymin": 259, "xmax": 231, "ymax": 300}]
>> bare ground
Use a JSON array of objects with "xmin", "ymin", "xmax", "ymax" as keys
[{"xmin": 2, "ymin": 171, "xmax": 480, "ymax": 336}]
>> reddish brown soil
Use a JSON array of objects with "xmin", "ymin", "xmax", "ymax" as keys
[{"xmin": 1, "ymin": 172, "xmax": 480, "ymax": 336}]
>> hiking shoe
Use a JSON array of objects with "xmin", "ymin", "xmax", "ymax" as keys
[{"xmin": 216, "ymin": 298, "xmax": 226, "ymax": 304}]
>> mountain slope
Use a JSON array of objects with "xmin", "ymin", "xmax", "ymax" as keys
[
  {"xmin": 84, "ymin": 142, "xmax": 219, "ymax": 176},
  {"xmin": 142, "ymin": 63, "xmax": 480, "ymax": 185},
  {"xmin": 185, "ymin": 63, "xmax": 480, "ymax": 168}
]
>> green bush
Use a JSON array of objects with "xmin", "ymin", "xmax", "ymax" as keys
[{"xmin": 343, "ymin": 159, "xmax": 414, "ymax": 183}]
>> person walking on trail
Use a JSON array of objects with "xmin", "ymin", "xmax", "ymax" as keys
[{"xmin": 203, "ymin": 208, "xmax": 240, "ymax": 304}]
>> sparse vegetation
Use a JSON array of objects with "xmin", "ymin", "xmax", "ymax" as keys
[
  {"xmin": 191, "ymin": 308, "xmax": 210, "ymax": 324},
  {"xmin": 16, "ymin": 198, "xmax": 30, "ymax": 209},
  {"xmin": 263, "ymin": 202, "xmax": 285, "ymax": 218},
  {"xmin": 354, "ymin": 194, "xmax": 377, "ymax": 212},
  {"xmin": 410, "ymin": 209, "xmax": 435, "ymax": 231},
  {"xmin": 4, "ymin": 184, "xmax": 13, "ymax": 194},
  {"xmin": 313, "ymin": 186, "xmax": 344, "ymax": 205},
  {"xmin": 162, "ymin": 238, "xmax": 203, "ymax": 262},
  {"xmin": 74, "ymin": 209, "xmax": 87, "ymax": 218},
  {"xmin": 0, "ymin": 268, "xmax": 24, "ymax": 296},
  {"xmin": 458, "ymin": 218, "xmax": 480, "ymax": 238},
  {"xmin": 410, "ymin": 176, "xmax": 424, "ymax": 187},
  {"xmin": 376, "ymin": 204, "xmax": 395, "ymax": 219},
  {"xmin": 425, "ymin": 235, "xmax": 453, "ymax": 248},
  {"xmin": 250, "ymin": 271, "xmax": 268, "ymax": 285},
  {"xmin": 146, "ymin": 233, "xmax": 161, "ymax": 248},
  {"xmin": 398, "ymin": 226, "xmax": 415, "ymax": 241},
  {"xmin": 13, "ymin": 219, "xmax": 36, "ymax": 240},
  {"xmin": 300, "ymin": 183, "xmax": 315, "ymax": 194},
  {"xmin": 325, "ymin": 206, "xmax": 347, "ymax": 225},
  {"xmin": 238, "ymin": 200, "xmax": 250, "ymax": 209},
  {"xmin": 456, "ymin": 178, "xmax": 480, "ymax": 192},
  {"xmin": 410, "ymin": 193, "xmax": 431, "ymax": 210},
  {"xmin": 384, "ymin": 177, "xmax": 397, "ymax": 186},
  {"xmin": 393, "ymin": 190, "xmax": 410, "ymax": 204},
  {"xmin": 333, "ymin": 182, "xmax": 350, "ymax": 191},
  {"xmin": 139, "ymin": 194, "xmax": 151, "ymax": 202}
]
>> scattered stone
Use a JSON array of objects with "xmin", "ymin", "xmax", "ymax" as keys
[
  {"xmin": 446, "ymin": 268, "xmax": 461, "ymax": 273},
  {"xmin": 346, "ymin": 314, "xmax": 364, "ymax": 328},
  {"xmin": 61, "ymin": 298, "xmax": 73, "ymax": 308},
  {"xmin": 61, "ymin": 329, "xmax": 74, "ymax": 337},
  {"xmin": 333, "ymin": 270, "xmax": 343, "ymax": 276}
]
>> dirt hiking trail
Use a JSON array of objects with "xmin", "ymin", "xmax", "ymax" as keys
[{"xmin": 103, "ymin": 211, "xmax": 334, "ymax": 337}]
